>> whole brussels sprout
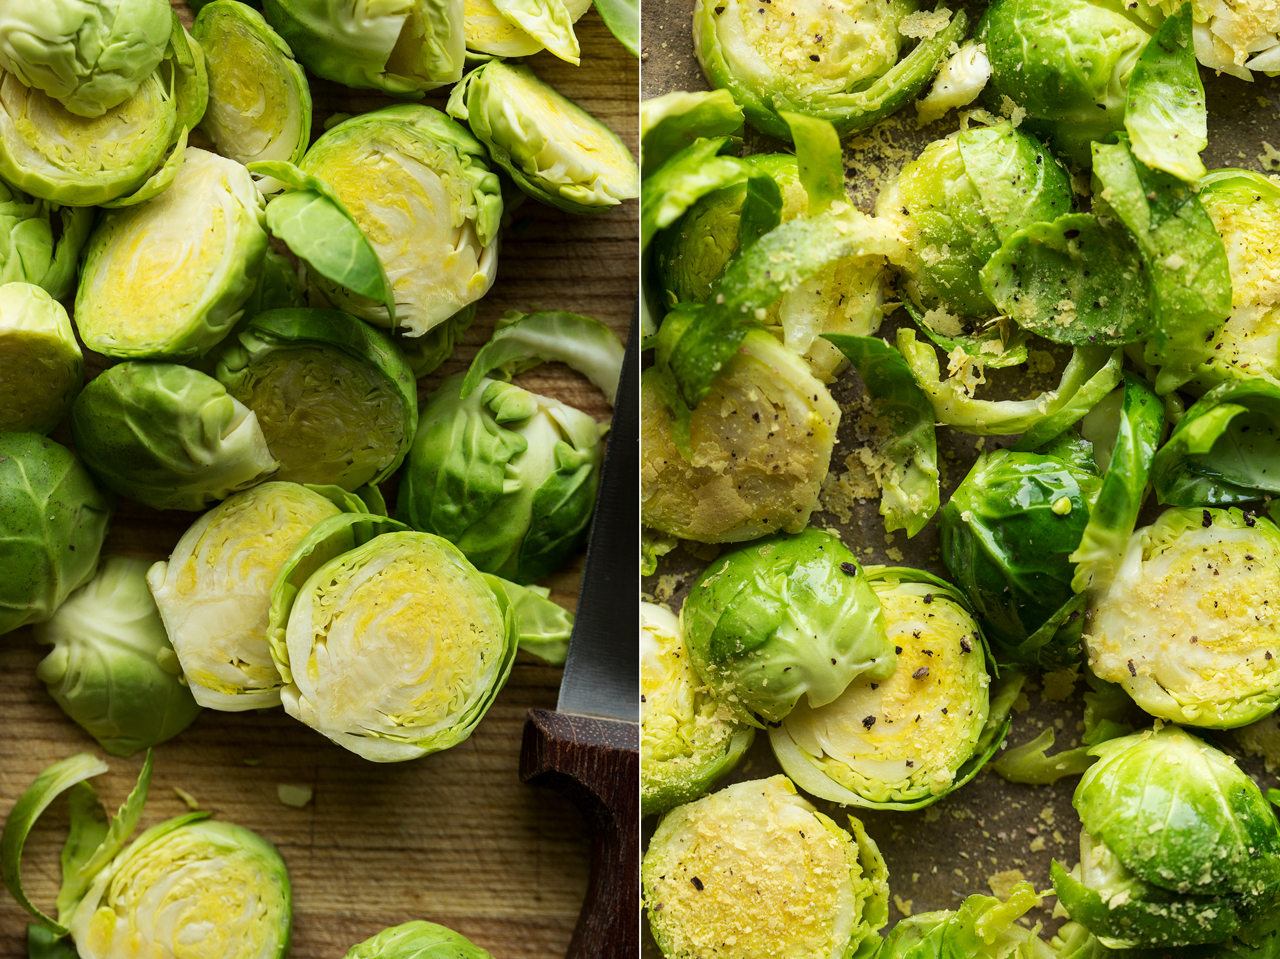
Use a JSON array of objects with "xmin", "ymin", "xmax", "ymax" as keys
[
  {"xmin": 213, "ymin": 308, "xmax": 419, "ymax": 491},
  {"xmin": 0, "ymin": 282, "xmax": 82, "ymax": 434},
  {"xmin": 464, "ymin": 0, "xmax": 593, "ymax": 60},
  {"xmin": 298, "ymin": 104, "xmax": 502, "ymax": 338},
  {"xmin": 878, "ymin": 881, "xmax": 1055, "ymax": 958},
  {"xmin": 1085, "ymin": 507, "xmax": 1280, "ymax": 728},
  {"xmin": 642, "ymin": 776, "xmax": 889, "ymax": 959},
  {"xmin": 69, "ymin": 362, "xmax": 278, "ymax": 512},
  {"xmin": 0, "ymin": 433, "xmax": 111, "ymax": 637},
  {"xmin": 1052, "ymin": 724, "xmax": 1280, "ymax": 948},
  {"xmin": 35, "ymin": 557, "xmax": 201, "ymax": 756},
  {"xmin": 345, "ymin": 921, "xmax": 495, "ymax": 959},
  {"xmin": 0, "ymin": 177, "xmax": 92, "ymax": 300},
  {"xmin": 0, "ymin": 0, "xmax": 172, "ymax": 117},
  {"xmin": 682, "ymin": 527, "xmax": 894, "ymax": 728},
  {"xmin": 74, "ymin": 148, "xmax": 268, "ymax": 359},
  {"xmin": 641, "ymin": 602, "xmax": 754, "ymax": 817}
]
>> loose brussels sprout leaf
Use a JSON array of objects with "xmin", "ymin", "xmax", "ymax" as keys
[
  {"xmin": 75, "ymin": 148, "xmax": 267, "ymax": 359},
  {"xmin": 640, "ymin": 136, "xmax": 745, "ymax": 251},
  {"xmin": 641, "ymin": 527, "xmax": 677, "ymax": 577},
  {"xmin": 641, "ymin": 331, "xmax": 840, "ymax": 543},
  {"xmin": 298, "ymin": 105, "xmax": 501, "ymax": 337},
  {"xmin": 27, "ymin": 924, "xmax": 78, "ymax": 959},
  {"xmin": 0, "ymin": 177, "xmax": 93, "ymax": 300},
  {"xmin": 897, "ymin": 328, "xmax": 1124, "ymax": 443},
  {"xmin": 780, "ymin": 113, "xmax": 844, "ymax": 216},
  {"xmin": 642, "ymin": 776, "xmax": 889, "ymax": 959},
  {"xmin": 213, "ymin": 308, "xmax": 418, "ymax": 490},
  {"xmin": 273, "ymin": 526, "xmax": 519, "ymax": 762},
  {"xmin": 262, "ymin": 0, "xmax": 464, "ymax": 93},
  {"xmin": 70, "ymin": 362, "xmax": 278, "ymax": 512},
  {"xmin": 940, "ymin": 448, "xmax": 1103, "ymax": 665},
  {"xmin": 1124, "ymin": 3, "xmax": 1207, "ymax": 182},
  {"xmin": 447, "ymin": 61, "xmax": 638, "ymax": 214},
  {"xmin": 915, "ymin": 40, "xmax": 991, "ymax": 126},
  {"xmin": 394, "ymin": 302, "xmax": 474, "ymax": 377},
  {"xmin": 640, "ymin": 90, "xmax": 743, "ymax": 179},
  {"xmin": 593, "ymin": 0, "xmax": 638, "ymax": 55},
  {"xmin": 1086, "ymin": 507, "xmax": 1280, "ymax": 727},
  {"xmin": 825, "ymin": 334, "xmax": 939, "ymax": 536},
  {"xmin": 693, "ymin": 0, "xmax": 967, "ymax": 140},
  {"xmin": 489, "ymin": 0, "xmax": 579, "ymax": 64},
  {"xmin": 682, "ymin": 528, "xmax": 894, "ymax": 727},
  {"xmin": 502, "ymin": 580, "xmax": 572, "ymax": 665},
  {"xmin": 0, "ymin": 282, "xmax": 82, "ymax": 434},
  {"xmin": 34, "ymin": 557, "xmax": 200, "ymax": 757},
  {"xmin": 464, "ymin": 0, "xmax": 592, "ymax": 59},
  {"xmin": 877, "ymin": 881, "xmax": 1055, "ymax": 958},
  {"xmin": 147, "ymin": 482, "xmax": 352, "ymax": 711},
  {"xmin": 398, "ymin": 371, "xmax": 601, "ymax": 583},
  {"xmin": 1151, "ymin": 381, "xmax": 1280, "ymax": 506},
  {"xmin": 0, "ymin": 65, "xmax": 178, "ymax": 206},
  {"xmin": 771, "ymin": 568, "xmax": 1012, "ymax": 810},
  {"xmin": 0, "ymin": 0, "xmax": 172, "ymax": 118},
  {"xmin": 194, "ymin": 1, "xmax": 312, "ymax": 180},
  {"xmin": 0, "ymin": 433, "xmax": 111, "ymax": 637},
  {"xmin": 641, "ymin": 602, "xmax": 754, "ymax": 816},
  {"xmin": 344, "ymin": 921, "xmax": 495, "ymax": 959},
  {"xmin": 734, "ymin": 173, "xmax": 784, "ymax": 260}
]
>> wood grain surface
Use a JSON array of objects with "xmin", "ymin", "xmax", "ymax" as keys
[{"xmin": 0, "ymin": 4, "xmax": 638, "ymax": 958}]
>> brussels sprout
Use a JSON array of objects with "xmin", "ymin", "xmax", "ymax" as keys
[
  {"xmin": 1052, "ymin": 921, "xmax": 1280, "ymax": 959},
  {"xmin": 594, "ymin": 0, "xmax": 638, "ymax": 55},
  {"xmin": 447, "ymin": 61, "xmax": 638, "ymax": 214},
  {"xmin": 345, "ymin": 921, "xmax": 494, "ymax": 959},
  {"xmin": 243, "ymin": 249, "xmax": 306, "ymax": 316},
  {"xmin": 682, "ymin": 528, "xmax": 894, "ymax": 728},
  {"xmin": 74, "ymin": 148, "xmax": 268, "ymax": 359},
  {"xmin": 1085, "ymin": 507, "xmax": 1280, "ymax": 728},
  {"xmin": 393, "ymin": 302, "xmax": 474, "ymax": 377},
  {"xmin": 0, "ymin": 433, "xmax": 111, "ymax": 637},
  {"xmin": 193, "ymin": 0, "xmax": 312, "ymax": 180},
  {"xmin": 1052, "ymin": 725, "xmax": 1280, "ymax": 948},
  {"xmin": 915, "ymin": 40, "xmax": 991, "ymax": 126},
  {"xmin": 770, "ymin": 567, "xmax": 1015, "ymax": 810},
  {"xmin": 146, "ymin": 482, "xmax": 361, "ymax": 711},
  {"xmin": 0, "ymin": 282, "xmax": 82, "ymax": 434},
  {"xmin": 213, "ymin": 308, "xmax": 418, "ymax": 491},
  {"xmin": 0, "ymin": 177, "xmax": 92, "ymax": 300},
  {"xmin": 34, "ymin": 557, "xmax": 200, "ymax": 756},
  {"xmin": 268, "ymin": 515, "xmax": 518, "ymax": 762},
  {"xmin": 464, "ymin": 0, "xmax": 592, "ymax": 60},
  {"xmin": 877, "ymin": 881, "xmax": 1055, "ymax": 958},
  {"xmin": 641, "ymin": 602, "xmax": 754, "ymax": 817},
  {"xmin": 0, "ymin": 0, "xmax": 172, "ymax": 118},
  {"xmin": 70, "ymin": 362, "xmax": 278, "ymax": 512},
  {"xmin": 642, "ymin": 776, "xmax": 889, "ymax": 959},
  {"xmin": 692, "ymin": 0, "xmax": 967, "ymax": 140},
  {"xmin": 298, "ymin": 105, "xmax": 501, "ymax": 337},
  {"xmin": 640, "ymin": 89, "xmax": 743, "ymax": 179},
  {"xmin": 262, "ymin": 0, "xmax": 464, "ymax": 94}
]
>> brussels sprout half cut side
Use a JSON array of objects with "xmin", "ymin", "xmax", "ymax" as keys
[
  {"xmin": 642, "ymin": 776, "xmax": 889, "ymax": 959},
  {"xmin": 344, "ymin": 921, "xmax": 495, "ymax": 959},
  {"xmin": 0, "ymin": 282, "xmax": 82, "ymax": 434}
]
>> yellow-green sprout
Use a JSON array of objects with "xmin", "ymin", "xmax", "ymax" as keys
[
  {"xmin": 0, "ymin": 176, "xmax": 93, "ymax": 300},
  {"xmin": 1085, "ymin": 507, "xmax": 1280, "ymax": 728},
  {"xmin": 0, "ymin": 282, "xmax": 82, "ymax": 434},
  {"xmin": 464, "ymin": 0, "xmax": 592, "ymax": 58},
  {"xmin": 640, "ymin": 602, "xmax": 754, "ymax": 817},
  {"xmin": 74, "ymin": 148, "xmax": 268, "ymax": 359},
  {"xmin": 147, "ymin": 482, "xmax": 355, "ymax": 712},
  {"xmin": 642, "ymin": 776, "xmax": 889, "ymax": 959},
  {"xmin": 345, "ymin": 921, "xmax": 495, "ymax": 959}
]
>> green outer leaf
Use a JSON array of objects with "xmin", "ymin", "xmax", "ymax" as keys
[
  {"xmin": 733, "ymin": 174, "xmax": 783, "ymax": 263},
  {"xmin": 956, "ymin": 122, "xmax": 1075, "ymax": 246},
  {"xmin": 27, "ymin": 925, "xmax": 78, "ymax": 959},
  {"xmin": 640, "ymin": 137, "xmax": 743, "ymax": 250},
  {"xmin": 500, "ymin": 579, "xmax": 572, "ymax": 665},
  {"xmin": 993, "ymin": 726, "xmax": 1093, "ymax": 785},
  {"xmin": 780, "ymin": 113, "xmax": 844, "ymax": 215},
  {"xmin": 1070, "ymin": 373, "xmax": 1163, "ymax": 593},
  {"xmin": 876, "ymin": 881, "xmax": 1052, "ymax": 958},
  {"xmin": 0, "ymin": 754, "xmax": 108, "ymax": 933},
  {"xmin": 824, "ymin": 334, "xmax": 939, "ymax": 536},
  {"xmin": 593, "ymin": 0, "xmax": 638, "ymax": 55},
  {"xmin": 342, "ymin": 920, "xmax": 496, "ymax": 959},
  {"xmin": 251, "ymin": 161, "xmax": 395, "ymax": 324},
  {"xmin": 1125, "ymin": 3, "xmax": 1207, "ymax": 183},
  {"xmin": 58, "ymin": 784, "xmax": 107, "ymax": 912},
  {"xmin": 640, "ymin": 90, "xmax": 743, "ymax": 179},
  {"xmin": 900, "ymin": 297, "xmax": 1029, "ymax": 370}
]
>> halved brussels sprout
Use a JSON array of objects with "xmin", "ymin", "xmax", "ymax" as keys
[
  {"xmin": 268, "ymin": 517, "xmax": 518, "ymax": 762},
  {"xmin": 345, "ymin": 921, "xmax": 495, "ymax": 959},
  {"xmin": 74, "ymin": 148, "xmax": 268, "ymax": 359},
  {"xmin": 682, "ymin": 528, "xmax": 894, "ymax": 728},
  {"xmin": 69, "ymin": 362, "xmax": 278, "ymax": 512},
  {"xmin": 447, "ymin": 60, "xmax": 638, "ymax": 214},
  {"xmin": 0, "ymin": 177, "xmax": 92, "ymax": 300},
  {"xmin": 641, "ymin": 602, "xmax": 754, "ymax": 817},
  {"xmin": 213, "ymin": 308, "xmax": 418, "ymax": 491},
  {"xmin": 0, "ymin": 282, "xmax": 82, "ymax": 434},
  {"xmin": 35, "ymin": 557, "xmax": 200, "ymax": 757},
  {"xmin": 393, "ymin": 302, "xmax": 474, "ymax": 377},
  {"xmin": 642, "ymin": 776, "xmax": 889, "ymax": 959},
  {"xmin": 193, "ymin": 0, "xmax": 312, "ymax": 181},
  {"xmin": 1053, "ymin": 725, "xmax": 1280, "ymax": 949},
  {"xmin": 878, "ymin": 881, "xmax": 1054, "ymax": 958},
  {"xmin": 0, "ymin": 0, "xmax": 172, "ymax": 118},
  {"xmin": 1085, "ymin": 507, "xmax": 1280, "ymax": 728},
  {"xmin": 640, "ymin": 89, "xmax": 743, "ymax": 179},
  {"xmin": 0, "ymin": 433, "xmax": 111, "ymax": 637},
  {"xmin": 770, "ymin": 567, "xmax": 1014, "ymax": 810},
  {"xmin": 147, "ymin": 482, "xmax": 360, "ymax": 711},
  {"xmin": 298, "ymin": 104, "xmax": 501, "ymax": 337},
  {"xmin": 262, "ymin": 0, "xmax": 464, "ymax": 94},
  {"xmin": 464, "ymin": 0, "xmax": 593, "ymax": 61},
  {"xmin": 692, "ymin": 0, "xmax": 967, "ymax": 140}
]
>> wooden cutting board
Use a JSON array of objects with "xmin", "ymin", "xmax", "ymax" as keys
[{"xmin": 0, "ymin": 5, "xmax": 638, "ymax": 958}]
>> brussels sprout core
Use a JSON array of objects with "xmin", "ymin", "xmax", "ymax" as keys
[{"xmin": 0, "ymin": 282, "xmax": 82, "ymax": 433}]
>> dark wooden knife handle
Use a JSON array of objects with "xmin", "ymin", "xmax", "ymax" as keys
[{"xmin": 520, "ymin": 708, "xmax": 638, "ymax": 959}]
